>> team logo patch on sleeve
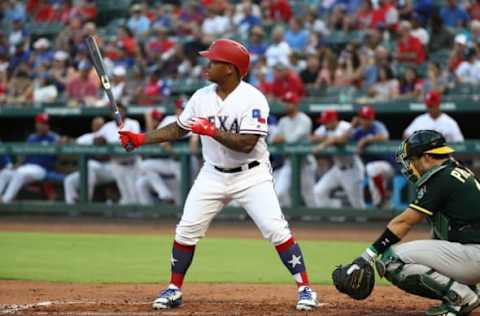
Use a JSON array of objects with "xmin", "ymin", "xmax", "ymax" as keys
[{"xmin": 252, "ymin": 109, "xmax": 266, "ymax": 124}]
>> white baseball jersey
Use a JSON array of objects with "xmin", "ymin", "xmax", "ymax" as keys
[
  {"xmin": 404, "ymin": 113, "xmax": 464, "ymax": 142},
  {"xmin": 273, "ymin": 112, "xmax": 312, "ymax": 143},
  {"xmin": 96, "ymin": 118, "xmax": 141, "ymax": 143},
  {"xmin": 177, "ymin": 81, "xmax": 269, "ymax": 168},
  {"xmin": 314, "ymin": 120, "xmax": 360, "ymax": 167},
  {"xmin": 76, "ymin": 132, "xmax": 96, "ymax": 145}
]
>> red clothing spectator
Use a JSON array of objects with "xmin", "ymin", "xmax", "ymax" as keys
[
  {"xmin": 268, "ymin": 0, "xmax": 292, "ymax": 22},
  {"xmin": 272, "ymin": 68, "xmax": 304, "ymax": 99},
  {"xmin": 28, "ymin": 0, "xmax": 55, "ymax": 22},
  {"xmin": 66, "ymin": 61, "xmax": 98, "ymax": 105},
  {"xmin": 397, "ymin": 35, "xmax": 426, "ymax": 64}
]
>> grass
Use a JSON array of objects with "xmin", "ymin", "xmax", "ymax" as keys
[{"xmin": 0, "ymin": 232, "xmax": 379, "ymax": 284}]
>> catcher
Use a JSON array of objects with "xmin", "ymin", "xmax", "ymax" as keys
[{"xmin": 332, "ymin": 130, "xmax": 480, "ymax": 316}]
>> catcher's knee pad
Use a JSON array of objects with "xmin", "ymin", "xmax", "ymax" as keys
[{"xmin": 379, "ymin": 248, "xmax": 455, "ymax": 301}]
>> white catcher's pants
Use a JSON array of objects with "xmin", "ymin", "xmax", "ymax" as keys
[
  {"xmin": 0, "ymin": 164, "xmax": 46, "ymax": 202},
  {"xmin": 64, "ymin": 160, "xmax": 115, "ymax": 204},
  {"xmin": 135, "ymin": 158, "xmax": 180, "ymax": 205},
  {"xmin": 175, "ymin": 162, "xmax": 292, "ymax": 246},
  {"xmin": 274, "ymin": 157, "xmax": 316, "ymax": 207},
  {"xmin": 314, "ymin": 158, "xmax": 366, "ymax": 209}
]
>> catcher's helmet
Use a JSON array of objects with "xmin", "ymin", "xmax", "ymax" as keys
[
  {"xmin": 199, "ymin": 39, "xmax": 250, "ymax": 78},
  {"xmin": 396, "ymin": 130, "xmax": 455, "ymax": 183}
]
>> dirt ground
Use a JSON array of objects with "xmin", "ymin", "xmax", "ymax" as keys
[{"xmin": 1, "ymin": 216, "xmax": 472, "ymax": 316}]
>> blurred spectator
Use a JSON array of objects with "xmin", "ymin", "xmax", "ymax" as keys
[
  {"xmin": 448, "ymin": 34, "xmax": 468, "ymax": 71},
  {"xmin": 440, "ymin": 0, "xmax": 470, "ymax": 28},
  {"xmin": 265, "ymin": 0, "xmax": 292, "ymax": 23},
  {"xmin": 395, "ymin": 20, "xmax": 426, "ymax": 64},
  {"xmin": 284, "ymin": 17, "xmax": 309, "ymax": 52},
  {"xmin": 233, "ymin": 0, "xmax": 261, "ymax": 25},
  {"xmin": 3, "ymin": 0, "xmax": 26, "ymax": 24},
  {"xmin": 151, "ymin": 4, "xmax": 174, "ymax": 30},
  {"xmin": 0, "ymin": 65, "xmax": 7, "ymax": 104},
  {"xmin": 246, "ymin": 26, "xmax": 267, "ymax": 64},
  {"xmin": 399, "ymin": 66, "xmax": 423, "ymax": 98},
  {"xmin": 0, "ymin": 32, "xmax": 9, "ymax": 57},
  {"xmin": 404, "ymin": 91, "xmax": 464, "ymax": 142},
  {"xmin": 201, "ymin": 7, "xmax": 231, "ymax": 36},
  {"xmin": 422, "ymin": 62, "xmax": 448, "ymax": 94},
  {"xmin": 8, "ymin": 17, "xmax": 29, "ymax": 54},
  {"xmin": 410, "ymin": 13, "xmax": 429, "ymax": 46},
  {"xmin": 328, "ymin": 4, "xmax": 350, "ymax": 31},
  {"xmin": 137, "ymin": 69, "xmax": 171, "ymax": 105},
  {"xmin": 145, "ymin": 26, "xmax": 175, "ymax": 63},
  {"xmin": 95, "ymin": 66, "xmax": 127, "ymax": 107},
  {"xmin": 68, "ymin": 0, "xmax": 96, "ymax": 22},
  {"xmin": 469, "ymin": 20, "xmax": 480, "ymax": 46},
  {"xmin": 469, "ymin": 0, "xmax": 480, "ymax": 21},
  {"xmin": 28, "ymin": 0, "xmax": 55, "ymax": 22},
  {"xmin": 254, "ymin": 65, "xmax": 273, "ymax": 95},
  {"xmin": 455, "ymin": 48, "xmax": 480, "ymax": 84},
  {"xmin": 0, "ymin": 113, "xmax": 59, "ymax": 203},
  {"xmin": 66, "ymin": 60, "xmax": 98, "ymax": 106},
  {"xmin": 235, "ymin": 0, "xmax": 262, "ymax": 38},
  {"xmin": 32, "ymin": 72, "xmax": 58, "ymax": 104},
  {"xmin": 334, "ymin": 47, "xmax": 357, "ymax": 87},
  {"xmin": 300, "ymin": 53, "xmax": 321, "ymax": 86},
  {"xmin": 265, "ymin": 25, "xmax": 291, "ymax": 67},
  {"xmin": 54, "ymin": 17, "xmax": 82, "ymax": 53},
  {"xmin": 49, "ymin": 50, "xmax": 70, "ymax": 94},
  {"xmin": 271, "ymin": 62, "xmax": 304, "ymax": 99},
  {"xmin": 414, "ymin": 0, "xmax": 435, "ymax": 24},
  {"xmin": 31, "ymin": 38, "xmax": 53, "ymax": 69},
  {"xmin": 428, "ymin": 13, "xmax": 454, "ymax": 53},
  {"xmin": 358, "ymin": 45, "xmax": 388, "ymax": 88},
  {"xmin": 368, "ymin": 65, "xmax": 399, "ymax": 101},
  {"xmin": 6, "ymin": 63, "xmax": 32, "ymax": 105},
  {"xmin": 270, "ymin": 92, "xmax": 316, "ymax": 207},
  {"xmin": 127, "ymin": 4, "xmax": 151, "ymax": 39}
]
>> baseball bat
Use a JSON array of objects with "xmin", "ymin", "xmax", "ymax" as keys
[{"xmin": 85, "ymin": 35, "xmax": 133, "ymax": 150}]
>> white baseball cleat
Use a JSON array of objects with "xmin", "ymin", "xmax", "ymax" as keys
[
  {"xmin": 152, "ymin": 285, "xmax": 183, "ymax": 309},
  {"xmin": 296, "ymin": 286, "xmax": 320, "ymax": 311}
]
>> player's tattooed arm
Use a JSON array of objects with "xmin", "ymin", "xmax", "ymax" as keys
[
  {"xmin": 144, "ymin": 122, "xmax": 189, "ymax": 144},
  {"xmin": 213, "ymin": 131, "xmax": 260, "ymax": 153}
]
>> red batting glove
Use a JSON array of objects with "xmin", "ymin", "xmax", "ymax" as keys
[
  {"xmin": 190, "ymin": 117, "xmax": 217, "ymax": 137},
  {"xmin": 118, "ymin": 131, "xmax": 145, "ymax": 151}
]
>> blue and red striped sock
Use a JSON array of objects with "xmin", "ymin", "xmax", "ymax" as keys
[
  {"xmin": 169, "ymin": 240, "xmax": 195, "ymax": 289},
  {"xmin": 275, "ymin": 237, "xmax": 310, "ymax": 287}
]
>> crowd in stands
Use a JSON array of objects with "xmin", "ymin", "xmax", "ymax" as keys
[{"xmin": 0, "ymin": 0, "xmax": 480, "ymax": 107}]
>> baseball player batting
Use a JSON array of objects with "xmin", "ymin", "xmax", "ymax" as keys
[
  {"xmin": 332, "ymin": 130, "xmax": 480, "ymax": 316},
  {"xmin": 118, "ymin": 39, "xmax": 320, "ymax": 311}
]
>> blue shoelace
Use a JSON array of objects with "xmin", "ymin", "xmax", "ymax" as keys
[
  {"xmin": 160, "ymin": 288, "xmax": 177, "ymax": 298},
  {"xmin": 299, "ymin": 288, "xmax": 312, "ymax": 300}
]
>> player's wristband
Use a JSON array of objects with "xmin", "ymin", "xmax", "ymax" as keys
[{"xmin": 370, "ymin": 228, "xmax": 401, "ymax": 255}]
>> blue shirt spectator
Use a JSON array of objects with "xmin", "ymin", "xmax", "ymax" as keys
[
  {"xmin": 4, "ymin": 1, "xmax": 26, "ymax": 23},
  {"xmin": 127, "ymin": 5, "xmax": 151, "ymax": 37},
  {"xmin": 284, "ymin": 18, "xmax": 309, "ymax": 52},
  {"xmin": 440, "ymin": 2, "xmax": 470, "ymax": 28},
  {"xmin": 24, "ymin": 132, "xmax": 58, "ymax": 171}
]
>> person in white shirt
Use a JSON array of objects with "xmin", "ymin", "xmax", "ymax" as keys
[
  {"xmin": 96, "ymin": 103, "xmax": 141, "ymax": 205},
  {"xmin": 265, "ymin": 25, "xmax": 292, "ymax": 67},
  {"xmin": 271, "ymin": 92, "xmax": 316, "ymax": 207},
  {"xmin": 201, "ymin": 8, "xmax": 231, "ymax": 36},
  {"xmin": 118, "ymin": 39, "xmax": 319, "ymax": 311},
  {"xmin": 136, "ymin": 99, "xmax": 199, "ymax": 205},
  {"xmin": 94, "ymin": 66, "xmax": 127, "ymax": 107},
  {"xmin": 64, "ymin": 117, "xmax": 116, "ymax": 204},
  {"xmin": 311, "ymin": 109, "xmax": 365, "ymax": 209},
  {"xmin": 404, "ymin": 91, "xmax": 464, "ymax": 142},
  {"xmin": 455, "ymin": 48, "xmax": 480, "ymax": 84}
]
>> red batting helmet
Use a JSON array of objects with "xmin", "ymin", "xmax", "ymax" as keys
[
  {"xmin": 358, "ymin": 105, "xmax": 375, "ymax": 120},
  {"xmin": 319, "ymin": 109, "xmax": 338, "ymax": 124},
  {"xmin": 199, "ymin": 39, "xmax": 250, "ymax": 78},
  {"xmin": 425, "ymin": 91, "xmax": 441, "ymax": 108}
]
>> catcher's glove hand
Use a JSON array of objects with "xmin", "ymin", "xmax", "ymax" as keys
[{"xmin": 331, "ymin": 256, "xmax": 375, "ymax": 300}]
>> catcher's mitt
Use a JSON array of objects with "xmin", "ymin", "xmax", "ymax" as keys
[{"xmin": 331, "ymin": 257, "xmax": 375, "ymax": 300}]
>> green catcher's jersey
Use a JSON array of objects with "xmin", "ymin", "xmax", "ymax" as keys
[{"xmin": 409, "ymin": 159, "xmax": 480, "ymax": 243}]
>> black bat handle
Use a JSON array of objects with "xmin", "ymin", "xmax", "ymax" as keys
[{"xmin": 114, "ymin": 111, "xmax": 134, "ymax": 152}]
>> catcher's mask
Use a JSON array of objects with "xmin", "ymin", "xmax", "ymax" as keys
[{"xmin": 396, "ymin": 130, "xmax": 455, "ymax": 183}]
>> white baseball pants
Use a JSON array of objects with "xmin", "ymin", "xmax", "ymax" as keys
[
  {"xmin": 314, "ymin": 159, "xmax": 366, "ymax": 209},
  {"xmin": 135, "ymin": 158, "xmax": 180, "ymax": 205},
  {"xmin": 0, "ymin": 164, "xmax": 46, "ymax": 202},
  {"xmin": 64, "ymin": 160, "xmax": 115, "ymax": 204},
  {"xmin": 175, "ymin": 162, "xmax": 292, "ymax": 246},
  {"xmin": 274, "ymin": 158, "xmax": 317, "ymax": 207},
  {"xmin": 366, "ymin": 160, "xmax": 395, "ymax": 206},
  {"xmin": 111, "ymin": 160, "xmax": 139, "ymax": 205}
]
